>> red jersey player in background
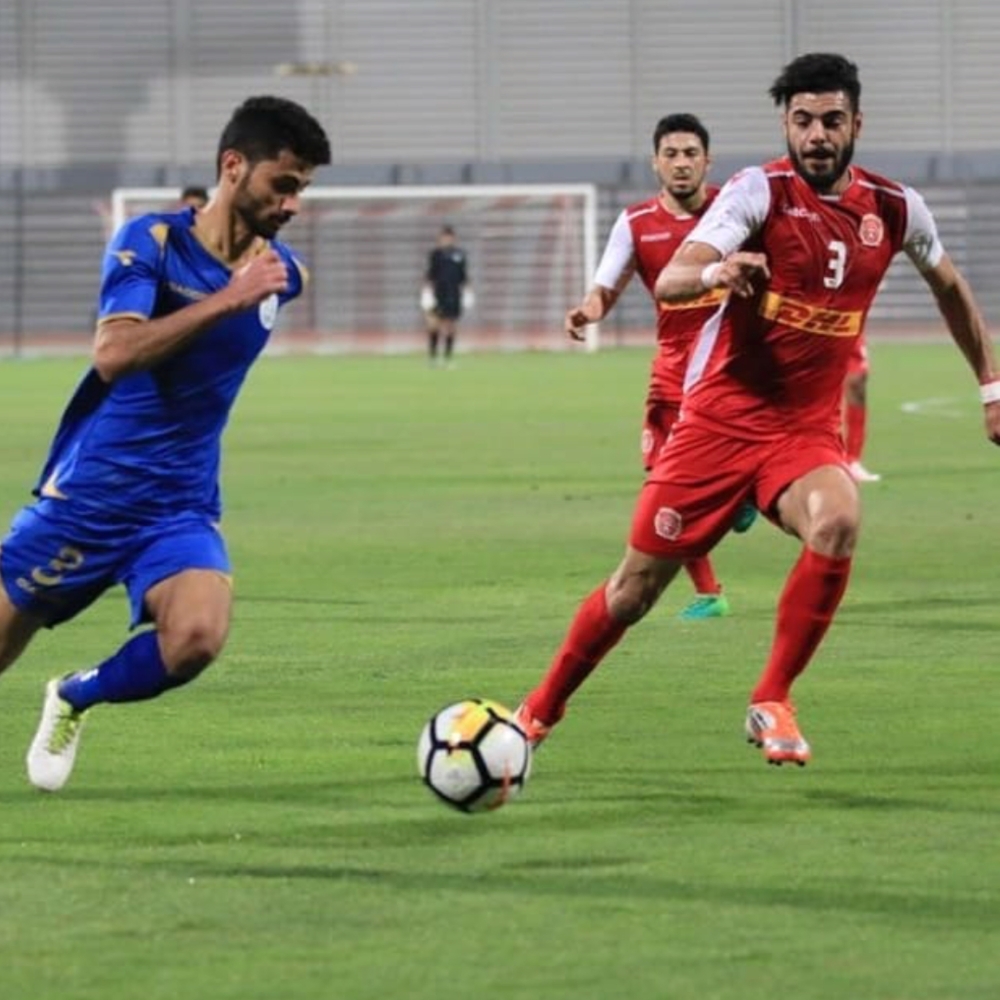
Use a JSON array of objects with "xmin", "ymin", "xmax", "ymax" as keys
[
  {"xmin": 516, "ymin": 52, "xmax": 1000, "ymax": 766},
  {"xmin": 563, "ymin": 113, "xmax": 754, "ymax": 621},
  {"xmin": 843, "ymin": 335, "xmax": 881, "ymax": 481}
]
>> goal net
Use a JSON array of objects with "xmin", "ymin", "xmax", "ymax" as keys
[{"xmin": 111, "ymin": 184, "xmax": 599, "ymax": 354}]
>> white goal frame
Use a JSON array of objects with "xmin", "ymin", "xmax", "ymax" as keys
[{"xmin": 111, "ymin": 183, "xmax": 602, "ymax": 352}]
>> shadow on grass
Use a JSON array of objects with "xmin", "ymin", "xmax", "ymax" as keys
[
  {"xmin": 4, "ymin": 848, "xmax": 998, "ymax": 930},
  {"xmin": 837, "ymin": 593, "xmax": 997, "ymax": 629},
  {"xmin": 0, "ymin": 764, "xmax": 991, "ymax": 817}
]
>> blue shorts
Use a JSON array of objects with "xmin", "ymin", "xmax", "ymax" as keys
[{"xmin": 0, "ymin": 499, "xmax": 231, "ymax": 628}]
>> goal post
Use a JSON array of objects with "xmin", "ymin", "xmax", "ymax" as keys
[{"xmin": 110, "ymin": 183, "xmax": 601, "ymax": 354}]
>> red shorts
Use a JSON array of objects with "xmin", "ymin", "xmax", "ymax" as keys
[
  {"xmin": 630, "ymin": 420, "xmax": 847, "ymax": 560},
  {"xmin": 641, "ymin": 401, "xmax": 681, "ymax": 472}
]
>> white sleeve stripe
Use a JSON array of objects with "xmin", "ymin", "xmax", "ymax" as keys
[
  {"xmin": 683, "ymin": 302, "xmax": 727, "ymax": 393},
  {"xmin": 593, "ymin": 210, "xmax": 636, "ymax": 288},
  {"xmin": 626, "ymin": 205, "xmax": 658, "ymax": 221},
  {"xmin": 903, "ymin": 186, "xmax": 945, "ymax": 271},
  {"xmin": 858, "ymin": 179, "xmax": 906, "ymax": 200}
]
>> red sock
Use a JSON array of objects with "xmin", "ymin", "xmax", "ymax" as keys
[
  {"xmin": 751, "ymin": 548, "xmax": 852, "ymax": 703},
  {"xmin": 684, "ymin": 556, "xmax": 721, "ymax": 595},
  {"xmin": 844, "ymin": 401, "xmax": 866, "ymax": 462},
  {"xmin": 525, "ymin": 584, "xmax": 628, "ymax": 724}
]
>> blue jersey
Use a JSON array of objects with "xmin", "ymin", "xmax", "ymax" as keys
[{"xmin": 34, "ymin": 207, "xmax": 306, "ymax": 522}]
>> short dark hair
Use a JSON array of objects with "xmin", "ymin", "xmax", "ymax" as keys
[
  {"xmin": 216, "ymin": 96, "xmax": 331, "ymax": 176},
  {"xmin": 180, "ymin": 185, "xmax": 209, "ymax": 203},
  {"xmin": 769, "ymin": 53, "xmax": 861, "ymax": 112},
  {"xmin": 653, "ymin": 113, "xmax": 710, "ymax": 154},
  {"xmin": 440, "ymin": 224, "xmax": 455, "ymax": 236}
]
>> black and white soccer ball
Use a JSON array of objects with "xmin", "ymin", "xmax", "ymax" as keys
[{"xmin": 417, "ymin": 698, "xmax": 532, "ymax": 813}]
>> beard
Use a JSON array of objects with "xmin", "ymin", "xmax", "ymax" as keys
[
  {"xmin": 234, "ymin": 182, "xmax": 291, "ymax": 239},
  {"xmin": 667, "ymin": 179, "xmax": 697, "ymax": 200},
  {"xmin": 790, "ymin": 139, "xmax": 855, "ymax": 192},
  {"xmin": 661, "ymin": 174, "xmax": 705, "ymax": 207}
]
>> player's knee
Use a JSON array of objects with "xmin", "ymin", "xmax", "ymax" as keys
[
  {"xmin": 161, "ymin": 618, "xmax": 228, "ymax": 677},
  {"xmin": 805, "ymin": 509, "xmax": 859, "ymax": 557}
]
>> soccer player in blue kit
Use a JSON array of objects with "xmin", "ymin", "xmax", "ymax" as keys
[{"xmin": 0, "ymin": 96, "xmax": 331, "ymax": 791}]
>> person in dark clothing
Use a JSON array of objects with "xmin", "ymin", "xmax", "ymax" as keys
[{"xmin": 422, "ymin": 225, "xmax": 472, "ymax": 367}]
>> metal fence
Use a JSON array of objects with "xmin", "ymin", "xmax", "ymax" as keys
[{"xmin": 2, "ymin": 176, "xmax": 999, "ymax": 356}]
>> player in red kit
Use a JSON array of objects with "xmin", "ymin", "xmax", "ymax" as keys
[
  {"xmin": 516, "ymin": 53, "xmax": 1000, "ymax": 766},
  {"xmin": 562, "ymin": 113, "xmax": 753, "ymax": 621},
  {"xmin": 843, "ymin": 335, "xmax": 881, "ymax": 481}
]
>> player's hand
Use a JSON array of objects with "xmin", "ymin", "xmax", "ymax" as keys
[
  {"xmin": 226, "ymin": 250, "xmax": 289, "ymax": 311},
  {"xmin": 565, "ymin": 306, "xmax": 593, "ymax": 341},
  {"xmin": 983, "ymin": 400, "xmax": 1000, "ymax": 445},
  {"xmin": 710, "ymin": 252, "xmax": 771, "ymax": 299}
]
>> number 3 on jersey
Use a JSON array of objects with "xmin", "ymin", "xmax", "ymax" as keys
[{"xmin": 824, "ymin": 240, "xmax": 847, "ymax": 289}]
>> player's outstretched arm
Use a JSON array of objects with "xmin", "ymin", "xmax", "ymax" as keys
[
  {"xmin": 655, "ymin": 242, "xmax": 770, "ymax": 302},
  {"xmin": 565, "ymin": 284, "xmax": 620, "ymax": 341},
  {"xmin": 921, "ymin": 254, "xmax": 1000, "ymax": 444},
  {"xmin": 94, "ymin": 250, "xmax": 289, "ymax": 382},
  {"xmin": 570, "ymin": 210, "xmax": 639, "ymax": 340}
]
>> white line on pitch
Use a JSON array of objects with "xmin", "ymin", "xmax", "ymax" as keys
[{"xmin": 900, "ymin": 397, "xmax": 963, "ymax": 417}]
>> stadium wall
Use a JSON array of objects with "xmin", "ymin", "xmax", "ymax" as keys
[
  {"xmin": 3, "ymin": 0, "xmax": 1000, "ymax": 169},
  {"xmin": 2, "ymin": 0, "xmax": 999, "ymax": 352}
]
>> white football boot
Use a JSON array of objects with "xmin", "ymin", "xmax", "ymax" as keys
[{"xmin": 26, "ymin": 678, "xmax": 88, "ymax": 792}]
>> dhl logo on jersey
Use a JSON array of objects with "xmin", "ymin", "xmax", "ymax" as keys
[
  {"xmin": 658, "ymin": 287, "xmax": 727, "ymax": 312},
  {"xmin": 759, "ymin": 291, "xmax": 863, "ymax": 337}
]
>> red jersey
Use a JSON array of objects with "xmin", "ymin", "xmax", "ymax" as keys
[
  {"xmin": 680, "ymin": 157, "xmax": 942, "ymax": 439},
  {"xmin": 597, "ymin": 192, "xmax": 725, "ymax": 404}
]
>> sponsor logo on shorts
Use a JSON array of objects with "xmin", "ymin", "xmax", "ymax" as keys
[
  {"xmin": 759, "ymin": 291, "xmax": 863, "ymax": 337},
  {"xmin": 653, "ymin": 507, "xmax": 683, "ymax": 541},
  {"xmin": 859, "ymin": 213, "xmax": 884, "ymax": 247}
]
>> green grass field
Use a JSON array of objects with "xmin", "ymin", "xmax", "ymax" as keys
[{"xmin": 0, "ymin": 343, "xmax": 998, "ymax": 1000}]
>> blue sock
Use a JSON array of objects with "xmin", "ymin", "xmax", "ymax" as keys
[{"xmin": 58, "ymin": 631, "xmax": 192, "ymax": 711}]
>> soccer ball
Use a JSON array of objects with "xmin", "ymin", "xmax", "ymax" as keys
[{"xmin": 417, "ymin": 698, "xmax": 532, "ymax": 813}]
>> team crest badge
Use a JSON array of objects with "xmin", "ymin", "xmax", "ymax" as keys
[
  {"xmin": 859, "ymin": 213, "xmax": 884, "ymax": 247},
  {"xmin": 653, "ymin": 506, "xmax": 683, "ymax": 541},
  {"xmin": 258, "ymin": 293, "xmax": 279, "ymax": 330}
]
